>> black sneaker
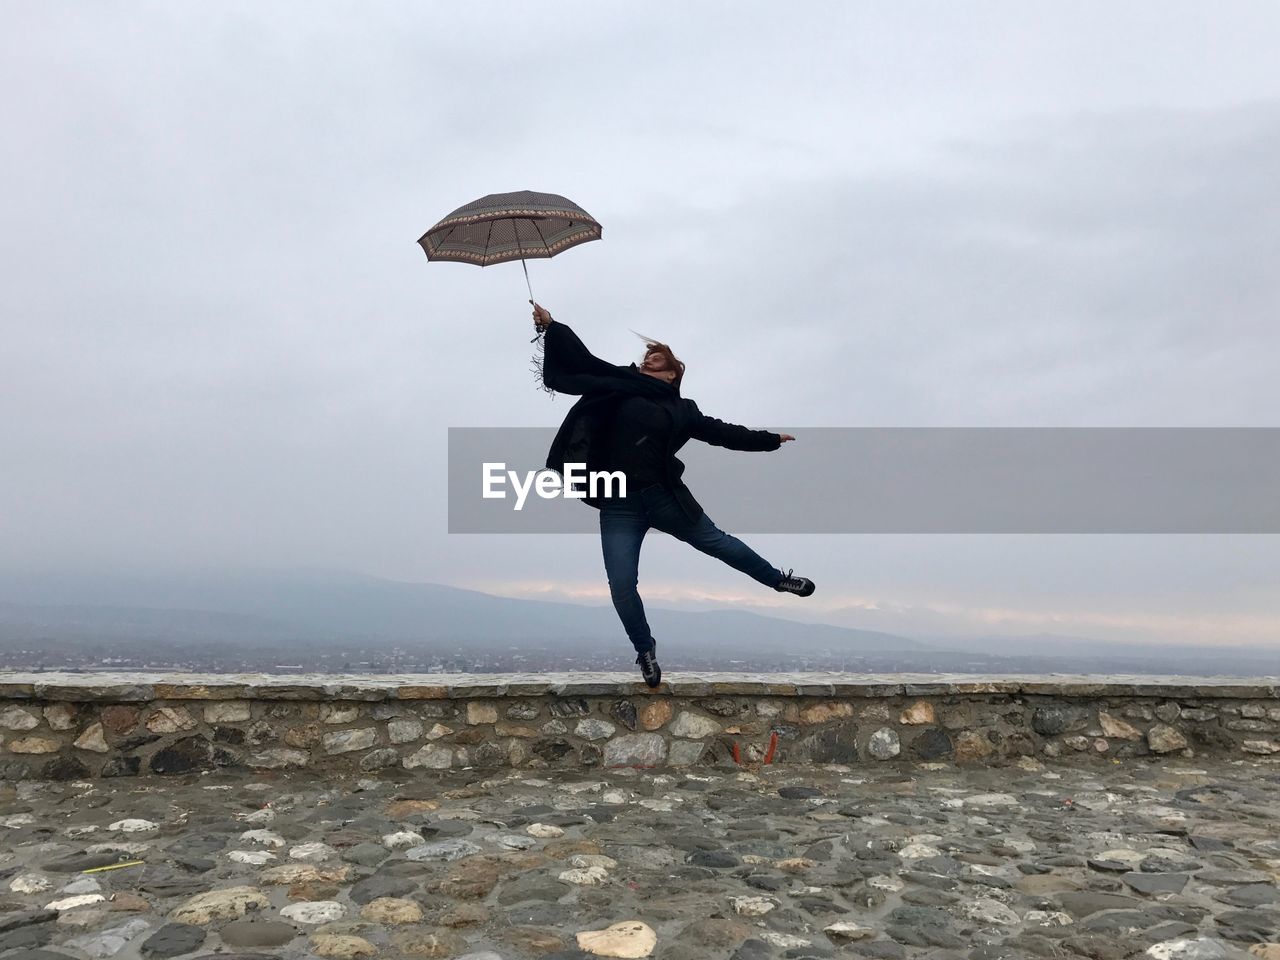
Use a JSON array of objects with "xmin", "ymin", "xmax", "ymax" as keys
[
  {"xmin": 636, "ymin": 645, "xmax": 661, "ymax": 688},
  {"xmin": 775, "ymin": 568, "xmax": 815, "ymax": 597}
]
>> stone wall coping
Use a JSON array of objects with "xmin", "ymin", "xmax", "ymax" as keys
[{"xmin": 0, "ymin": 671, "xmax": 1277, "ymax": 702}]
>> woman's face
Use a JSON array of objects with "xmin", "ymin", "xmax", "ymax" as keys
[
  {"xmin": 640, "ymin": 343, "xmax": 680, "ymax": 386},
  {"xmin": 641, "ymin": 349, "xmax": 674, "ymax": 377}
]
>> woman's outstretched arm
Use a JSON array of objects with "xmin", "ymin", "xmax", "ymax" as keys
[
  {"xmin": 532, "ymin": 302, "xmax": 635, "ymax": 393},
  {"xmin": 688, "ymin": 400, "xmax": 795, "ymax": 450}
]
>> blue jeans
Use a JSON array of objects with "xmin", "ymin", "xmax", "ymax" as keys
[{"xmin": 599, "ymin": 483, "xmax": 785, "ymax": 653}]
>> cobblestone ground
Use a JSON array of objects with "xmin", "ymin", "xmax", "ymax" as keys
[{"xmin": 2, "ymin": 756, "xmax": 1280, "ymax": 960}]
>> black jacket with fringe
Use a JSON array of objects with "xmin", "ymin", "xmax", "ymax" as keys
[{"xmin": 536, "ymin": 320, "xmax": 781, "ymax": 523}]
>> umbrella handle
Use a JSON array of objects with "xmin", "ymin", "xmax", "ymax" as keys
[{"xmin": 523, "ymin": 256, "xmax": 542, "ymax": 341}]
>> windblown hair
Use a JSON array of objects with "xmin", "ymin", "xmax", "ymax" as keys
[{"xmin": 633, "ymin": 332, "xmax": 685, "ymax": 392}]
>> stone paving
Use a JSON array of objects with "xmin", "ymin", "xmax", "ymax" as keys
[{"xmin": 2, "ymin": 755, "xmax": 1280, "ymax": 960}]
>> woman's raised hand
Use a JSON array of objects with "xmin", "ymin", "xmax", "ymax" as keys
[{"xmin": 531, "ymin": 301, "xmax": 553, "ymax": 330}]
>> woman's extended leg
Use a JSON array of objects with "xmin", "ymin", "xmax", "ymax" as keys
[
  {"xmin": 598, "ymin": 505, "xmax": 655, "ymax": 653},
  {"xmin": 673, "ymin": 511, "xmax": 784, "ymax": 588},
  {"xmin": 642, "ymin": 488, "xmax": 783, "ymax": 588}
]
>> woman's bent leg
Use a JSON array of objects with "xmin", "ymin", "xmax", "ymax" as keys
[{"xmin": 599, "ymin": 506, "xmax": 654, "ymax": 653}]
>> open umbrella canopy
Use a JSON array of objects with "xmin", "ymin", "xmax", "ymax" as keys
[{"xmin": 418, "ymin": 190, "xmax": 602, "ymax": 266}]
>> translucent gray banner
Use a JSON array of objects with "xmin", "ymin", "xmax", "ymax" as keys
[{"xmin": 447, "ymin": 428, "xmax": 1280, "ymax": 533}]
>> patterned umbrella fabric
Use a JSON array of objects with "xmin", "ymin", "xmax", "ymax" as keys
[{"xmin": 418, "ymin": 190, "xmax": 602, "ymax": 266}]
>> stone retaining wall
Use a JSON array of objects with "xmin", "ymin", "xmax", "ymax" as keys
[{"xmin": 1, "ymin": 672, "xmax": 1278, "ymax": 780}]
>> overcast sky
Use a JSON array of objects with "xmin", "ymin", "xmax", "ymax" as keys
[{"xmin": 2, "ymin": 2, "xmax": 1278, "ymax": 649}]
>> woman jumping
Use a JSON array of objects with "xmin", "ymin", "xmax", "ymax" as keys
[{"xmin": 531, "ymin": 302, "xmax": 815, "ymax": 688}]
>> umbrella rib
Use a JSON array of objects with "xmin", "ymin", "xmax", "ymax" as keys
[
  {"xmin": 484, "ymin": 219, "xmax": 495, "ymax": 263},
  {"xmin": 529, "ymin": 217, "xmax": 551, "ymax": 255}
]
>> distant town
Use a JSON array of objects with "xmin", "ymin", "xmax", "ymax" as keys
[{"xmin": 2, "ymin": 634, "xmax": 1275, "ymax": 678}]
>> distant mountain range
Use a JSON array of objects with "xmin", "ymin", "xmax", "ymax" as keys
[
  {"xmin": 0, "ymin": 569, "xmax": 916, "ymax": 653},
  {"xmin": 0, "ymin": 569, "xmax": 1274, "ymax": 676}
]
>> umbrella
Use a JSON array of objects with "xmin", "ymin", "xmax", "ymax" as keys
[{"xmin": 418, "ymin": 190, "xmax": 602, "ymax": 303}]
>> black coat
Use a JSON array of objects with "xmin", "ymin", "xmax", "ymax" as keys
[{"xmin": 539, "ymin": 320, "xmax": 781, "ymax": 522}]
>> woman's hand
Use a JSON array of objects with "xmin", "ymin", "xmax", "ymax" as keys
[
  {"xmin": 531, "ymin": 301, "xmax": 553, "ymax": 330},
  {"xmin": 778, "ymin": 434, "xmax": 796, "ymax": 442}
]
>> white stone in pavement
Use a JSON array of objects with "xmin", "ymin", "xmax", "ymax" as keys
[
  {"xmin": 1096, "ymin": 848, "xmax": 1146, "ymax": 868},
  {"xmin": 558, "ymin": 866, "xmax": 608, "ymax": 885},
  {"xmin": 47, "ymin": 894, "xmax": 106, "ymax": 911},
  {"xmin": 964, "ymin": 793, "xmax": 1019, "ymax": 806},
  {"xmin": 760, "ymin": 932, "xmax": 812, "ymax": 949},
  {"xmin": 824, "ymin": 921, "xmax": 875, "ymax": 943},
  {"xmin": 109, "ymin": 818, "xmax": 158, "ymax": 832},
  {"xmin": 404, "ymin": 839, "xmax": 481, "ymax": 861},
  {"xmin": 239, "ymin": 829, "xmax": 286, "ymax": 848},
  {"xmin": 228, "ymin": 850, "xmax": 276, "ymax": 865},
  {"xmin": 281, "ymin": 900, "xmax": 346, "ymax": 924},
  {"xmin": 961, "ymin": 898, "xmax": 1021, "ymax": 925},
  {"xmin": 561, "ymin": 780, "xmax": 605, "ymax": 794},
  {"xmin": 87, "ymin": 841, "xmax": 149, "ymax": 856},
  {"xmin": 1146, "ymin": 938, "xmax": 1254, "ymax": 959},
  {"xmin": 383, "ymin": 831, "xmax": 424, "ymax": 849},
  {"xmin": 730, "ymin": 896, "xmax": 776, "ymax": 916},
  {"xmin": 899, "ymin": 842, "xmax": 942, "ymax": 859},
  {"xmin": 496, "ymin": 834, "xmax": 537, "ymax": 850},
  {"xmin": 526, "ymin": 822, "xmax": 563, "ymax": 838},
  {"xmin": 570, "ymin": 855, "xmax": 617, "ymax": 869},
  {"xmin": 865, "ymin": 880, "xmax": 906, "ymax": 896},
  {"xmin": 290, "ymin": 841, "xmax": 336, "ymax": 861},
  {"xmin": 238, "ymin": 807, "xmax": 276, "ymax": 825},
  {"xmin": 10, "ymin": 874, "xmax": 52, "ymax": 893},
  {"xmin": 576, "ymin": 920, "xmax": 657, "ymax": 958},
  {"xmin": 1024, "ymin": 910, "xmax": 1074, "ymax": 926}
]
